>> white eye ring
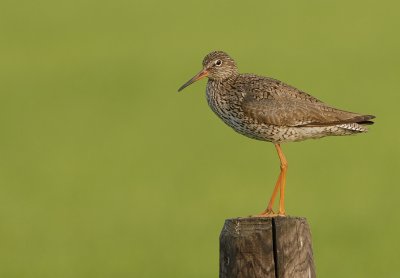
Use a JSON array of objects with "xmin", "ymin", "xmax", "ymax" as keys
[{"xmin": 215, "ymin": 59, "xmax": 222, "ymax": 66}]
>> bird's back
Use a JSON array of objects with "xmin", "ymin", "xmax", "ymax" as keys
[{"xmin": 237, "ymin": 74, "xmax": 326, "ymax": 104}]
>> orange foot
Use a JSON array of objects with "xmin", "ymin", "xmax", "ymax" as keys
[
  {"xmin": 252, "ymin": 209, "xmax": 278, "ymax": 218},
  {"xmin": 252, "ymin": 210, "xmax": 287, "ymax": 218}
]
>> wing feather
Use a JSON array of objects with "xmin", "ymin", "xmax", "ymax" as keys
[
  {"xmin": 242, "ymin": 97, "xmax": 370, "ymax": 127},
  {"xmin": 236, "ymin": 74, "xmax": 374, "ymax": 127}
]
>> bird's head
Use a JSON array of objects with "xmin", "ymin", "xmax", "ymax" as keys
[{"xmin": 178, "ymin": 51, "xmax": 238, "ymax": 92}]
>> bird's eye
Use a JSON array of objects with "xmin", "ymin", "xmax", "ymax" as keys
[{"xmin": 215, "ymin": 59, "xmax": 222, "ymax": 66}]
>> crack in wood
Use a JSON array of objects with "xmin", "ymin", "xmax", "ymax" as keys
[
  {"xmin": 272, "ymin": 218, "xmax": 279, "ymax": 278},
  {"xmin": 219, "ymin": 217, "xmax": 316, "ymax": 278}
]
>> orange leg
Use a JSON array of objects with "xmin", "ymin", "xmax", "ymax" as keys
[
  {"xmin": 260, "ymin": 166, "xmax": 283, "ymax": 215},
  {"xmin": 258, "ymin": 144, "xmax": 288, "ymax": 217},
  {"xmin": 276, "ymin": 144, "xmax": 288, "ymax": 215}
]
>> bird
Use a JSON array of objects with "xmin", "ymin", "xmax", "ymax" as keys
[{"xmin": 178, "ymin": 51, "xmax": 375, "ymax": 217}]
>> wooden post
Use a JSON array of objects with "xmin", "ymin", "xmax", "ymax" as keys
[{"xmin": 220, "ymin": 216, "xmax": 316, "ymax": 278}]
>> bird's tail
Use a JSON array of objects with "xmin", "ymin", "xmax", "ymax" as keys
[
  {"xmin": 355, "ymin": 114, "xmax": 375, "ymax": 125},
  {"xmin": 338, "ymin": 115, "xmax": 375, "ymax": 132}
]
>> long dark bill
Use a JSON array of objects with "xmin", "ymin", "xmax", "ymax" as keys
[{"xmin": 178, "ymin": 69, "xmax": 208, "ymax": 92}]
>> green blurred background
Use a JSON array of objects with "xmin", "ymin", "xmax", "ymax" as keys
[{"xmin": 1, "ymin": 0, "xmax": 399, "ymax": 277}]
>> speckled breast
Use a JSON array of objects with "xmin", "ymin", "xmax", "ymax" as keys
[{"xmin": 206, "ymin": 82, "xmax": 276, "ymax": 142}]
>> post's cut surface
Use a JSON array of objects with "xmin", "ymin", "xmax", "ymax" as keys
[{"xmin": 219, "ymin": 216, "xmax": 316, "ymax": 278}]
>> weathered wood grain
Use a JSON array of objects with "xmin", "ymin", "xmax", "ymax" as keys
[
  {"xmin": 274, "ymin": 217, "xmax": 316, "ymax": 278},
  {"xmin": 219, "ymin": 217, "xmax": 315, "ymax": 278}
]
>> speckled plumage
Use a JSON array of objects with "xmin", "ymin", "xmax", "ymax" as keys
[{"xmin": 195, "ymin": 51, "xmax": 375, "ymax": 143}]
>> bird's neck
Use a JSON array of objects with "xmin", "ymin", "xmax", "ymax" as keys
[
  {"xmin": 208, "ymin": 74, "xmax": 238, "ymax": 87},
  {"xmin": 207, "ymin": 75, "xmax": 238, "ymax": 102}
]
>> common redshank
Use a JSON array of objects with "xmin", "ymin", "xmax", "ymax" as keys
[{"xmin": 178, "ymin": 51, "xmax": 375, "ymax": 216}]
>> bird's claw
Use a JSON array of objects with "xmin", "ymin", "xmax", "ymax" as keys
[
  {"xmin": 251, "ymin": 208, "xmax": 287, "ymax": 218},
  {"xmin": 253, "ymin": 209, "xmax": 278, "ymax": 218}
]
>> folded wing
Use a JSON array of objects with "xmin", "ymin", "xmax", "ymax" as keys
[{"xmin": 242, "ymin": 97, "xmax": 374, "ymax": 127}]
